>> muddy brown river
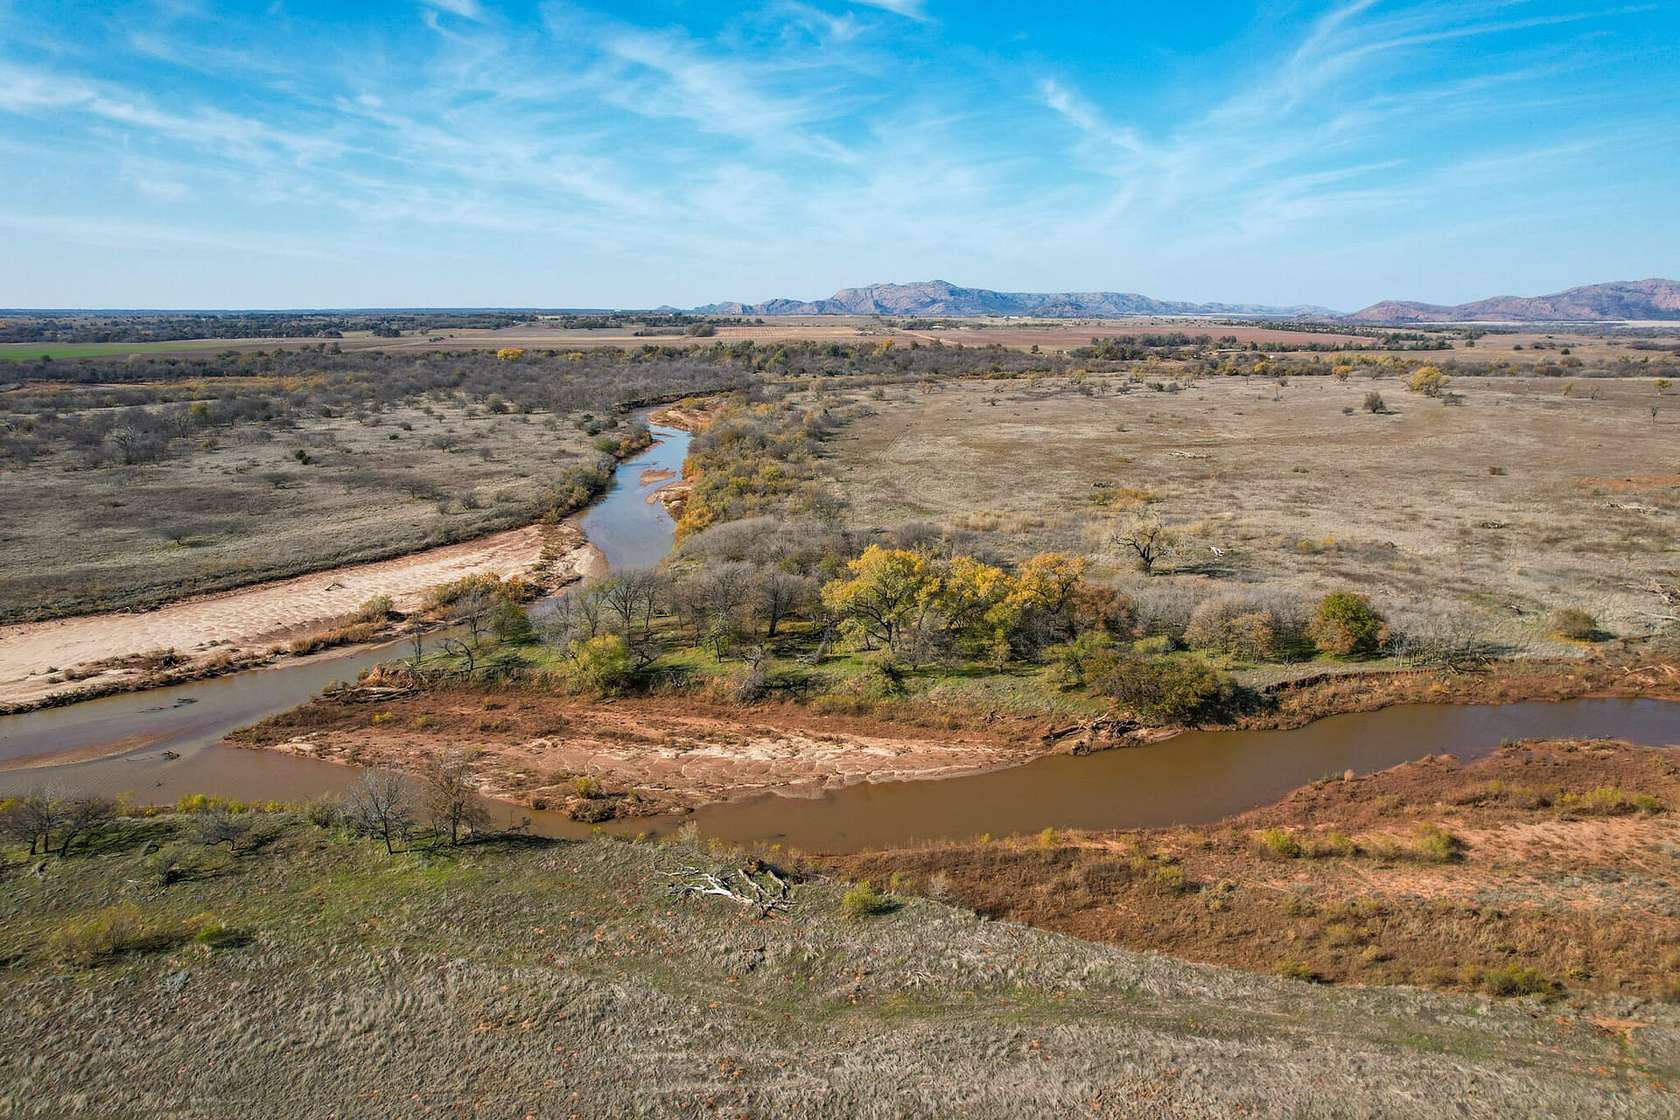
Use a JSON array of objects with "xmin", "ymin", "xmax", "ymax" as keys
[{"xmin": 4, "ymin": 419, "xmax": 1679, "ymax": 852}]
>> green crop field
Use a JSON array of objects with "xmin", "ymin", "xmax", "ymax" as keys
[{"xmin": 0, "ymin": 339, "xmax": 261, "ymax": 361}]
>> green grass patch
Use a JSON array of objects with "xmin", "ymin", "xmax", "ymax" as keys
[{"xmin": 0, "ymin": 340, "xmax": 256, "ymax": 361}]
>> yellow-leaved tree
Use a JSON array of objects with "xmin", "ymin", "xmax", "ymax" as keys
[
  {"xmin": 1407, "ymin": 366, "xmax": 1448, "ymax": 397},
  {"xmin": 820, "ymin": 546, "xmax": 936, "ymax": 651},
  {"xmin": 929, "ymin": 554, "xmax": 1016, "ymax": 664}
]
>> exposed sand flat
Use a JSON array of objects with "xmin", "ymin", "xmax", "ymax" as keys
[
  {"xmin": 0, "ymin": 524, "xmax": 559, "ymax": 708},
  {"xmin": 231, "ymin": 688, "xmax": 1043, "ymax": 814}
]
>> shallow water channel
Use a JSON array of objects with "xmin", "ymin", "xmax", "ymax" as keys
[{"xmin": 4, "ymin": 418, "xmax": 1679, "ymax": 851}]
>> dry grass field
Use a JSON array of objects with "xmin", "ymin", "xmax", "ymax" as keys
[
  {"xmin": 0, "ymin": 398, "xmax": 597, "ymax": 622},
  {"xmin": 826, "ymin": 372, "xmax": 1680, "ymax": 641},
  {"xmin": 2, "ymin": 820, "xmax": 1673, "ymax": 1117}
]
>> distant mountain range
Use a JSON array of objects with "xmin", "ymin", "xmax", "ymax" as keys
[
  {"xmin": 1344, "ymin": 279, "xmax": 1680, "ymax": 323},
  {"xmin": 695, "ymin": 278, "xmax": 1680, "ymax": 324},
  {"xmin": 695, "ymin": 280, "xmax": 1337, "ymax": 319}
]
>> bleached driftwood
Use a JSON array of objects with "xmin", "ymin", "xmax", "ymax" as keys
[{"xmin": 665, "ymin": 860, "xmax": 792, "ymax": 920}]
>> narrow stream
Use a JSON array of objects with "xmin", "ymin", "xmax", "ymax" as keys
[
  {"xmin": 678, "ymin": 697, "xmax": 1680, "ymax": 852},
  {"xmin": 578, "ymin": 423, "xmax": 687, "ymax": 572},
  {"xmin": 4, "ymin": 415, "xmax": 1679, "ymax": 853}
]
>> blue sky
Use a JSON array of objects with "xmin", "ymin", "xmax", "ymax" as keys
[{"xmin": 1, "ymin": 0, "xmax": 1676, "ymax": 309}]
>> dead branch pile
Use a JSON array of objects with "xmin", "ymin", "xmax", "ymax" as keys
[{"xmin": 665, "ymin": 859, "xmax": 792, "ymax": 919}]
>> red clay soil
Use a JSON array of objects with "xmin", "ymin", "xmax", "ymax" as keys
[
  {"xmin": 228, "ymin": 686, "xmax": 1050, "ymax": 816},
  {"xmin": 826, "ymin": 739, "xmax": 1680, "ymax": 1003},
  {"xmin": 1242, "ymin": 654, "xmax": 1680, "ymax": 731}
]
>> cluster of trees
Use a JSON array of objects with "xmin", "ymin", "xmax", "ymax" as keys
[
  {"xmin": 820, "ymin": 546, "xmax": 1113, "ymax": 667},
  {"xmin": 0, "ymin": 790, "xmax": 119, "ymax": 856},
  {"xmin": 0, "ymin": 761, "xmax": 498, "ymax": 869},
  {"xmin": 342, "ymin": 752, "xmax": 493, "ymax": 854},
  {"xmin": 0, "ymin": 311, "xmax": 539, "ymax": 344},
  {"xmin": 513, "ymin": 537, "xmax": 1398, "ymax": 724},
  {"xmin": 0, "ymin": 340, "xmax": 1067, "ymax": 470},
  {"xmin": 1047, "ymin": 589, "xmax": 1390, "ymax": 722},
  {"xmin": 0, "ymin": 347, "xmax": 742, "ymax": 468},
  {"xmin": 674, "ymin": 400, "xmax": 852, "ymax": 538}
]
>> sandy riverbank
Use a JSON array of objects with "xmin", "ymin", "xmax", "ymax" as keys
[{"xmin": 0, "ymin": 524, "xmax": 593, "ymax": 711}]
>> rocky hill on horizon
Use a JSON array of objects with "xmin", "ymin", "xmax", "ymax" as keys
[
  {"xmin": 696, "ymin": 277, "xmax": 1680, "ymax": 324},
  {"xmin": 1344, "ymin": 278, "xmax": 1680, "ymax": 323},
  {"xmin": 695, "ymin": 279, "xmax": 1335, "ymax": 319}
]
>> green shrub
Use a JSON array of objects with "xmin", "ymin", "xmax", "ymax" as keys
[
  {"xmin": 48, "ymin": 904, "xmax": 153, "ymax": 966},
  {"xmin": 1411, "ymin": 823, "xmax": 1464, "ymax": 863},
  {"xmin": 1359, "ymin": 833, "xmax": 1406, "ymax": 862},
  {"xmin": 564, "ymin": 634, "xmax": 636, "ymax": 696},
  {"xmin": 1557, "ymin": 786, "xmax": 1663, "ymax": 815},
  {"xmin": 839, "ymin": 880, "xmax": 893, "ymax": 919},
  {"xmin": 1310, "ymin": 831, "xmax": 1356, "ymax": 858},
  {"xmin": 1477, "ymin": 964, "xmax": 1559, "ymax": 998},
  {"xmin": 1147, "ymin": 862, "xmax": 1189, "ymax": 894},
  {"xmin": 1095, "ymin": 654, "xmax": 1237, "ymax": 724},
  {"xmin": 302, "ymin": 795, "xmax": 341, "ymax": 828},
  {"xmin": 352, "ymin": 594, "xmax": 395, "ymax": 623},
  {"xmin": 1254, "ymin": 828, "xmax": 1303, "ymax": 858},
  {"xmin": 1309, "ymin": 592, "xmax": 1388, "ymax": 656},
  {"xmin": 1276, "ymin": 959, "xmax": 1322, "ymax": 983},
  {"xmin": 183, "ymin": 912, "xmax": 246, "ymax": 948},
  {"xmin": 1047, "ymin": 633, "xmax": 1117, "ymax": 689},
  {"xmin": 490, "ymin": 595, "xmax": 535, "ymax": 644},
  {"xmin": 1550, "ymin": 608, "xmax": 1601, "ymax": 641}
]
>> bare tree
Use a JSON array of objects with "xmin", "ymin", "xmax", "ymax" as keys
[
  {"xmin": 194, "ymin": 805, "xmax": 250, "ymax": 851},
  {"xmin": 422, "ymin": 750, "xmax": 491, "ymax": 846},
  {"xmin": 0, "ymin": 789, "xmax": 59, "ymax": 855},
  {"xmin": 1390, "ymin": 607, "xmax": 1527, "ymax": 673},
  {"xmin": 753, "ymin": 569, "xmax": 816, "ymax": 638},
  {"xmin": 704, "ymin": 562, "xmax": 757, "ymax": 621},
  {"xmin": 669, "ymin": 573, "xmax": 713, "ymax": 645},
  {"xmin": 539, "ymin": 584, "xmax": 605, "ymax": 648},
  {"xmin": 1117, "ymin": 515, "xmax": 1173, "ymax": 575},
  {"xmin": 598, "ymin": 569, "xmax": 664, "ymax": 642},
  {"xmin": 441, "ymin": 636, "xmax": 476, "ymax": 676},
  {"xmin": 344, "ymin": 768, "xmax": 416, "ymax": 855},
  {"xmin": 56, "ymin": 795, "xmax": 116, "ymax": 856},
  {"xmin": 450, "ymin": 588, "xmax": 495, "ymax": 647}
]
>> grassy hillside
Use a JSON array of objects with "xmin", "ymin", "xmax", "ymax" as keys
[{"xmin": 2, "ymin": 813, "xmax": 1674, "ymax": 1118}]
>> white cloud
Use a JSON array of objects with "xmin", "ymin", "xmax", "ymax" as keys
[
  {"xmin": 852, "ymin": 0, "xmax": 927, "ymax": 20},
  {"xmin": 423, "ymin": 0, "xmax": 485, "ymax": 21},
  {"xmin": 0, "ymin": 0, "xmax": 1666, "ymax": 307}
]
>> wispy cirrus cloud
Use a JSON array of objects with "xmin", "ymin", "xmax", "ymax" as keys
[
  {"xmin": 423, "ymin": 0, "xmax": 486, "ymax": 21},
  {"xmin": 0, "ymin": 0, "xmax": 1672, "ymax": 308},
  {"xmin": 852, "ymin": 0, "xmax": 929, "ymax": 20}
]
